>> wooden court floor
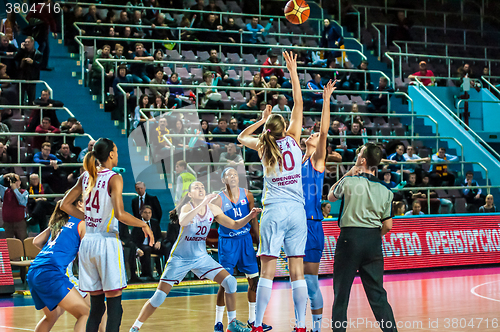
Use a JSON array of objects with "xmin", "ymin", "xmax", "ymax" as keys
[{"xmin": 1, "ymin": 267, "xmax": 500, "ymax": 331}]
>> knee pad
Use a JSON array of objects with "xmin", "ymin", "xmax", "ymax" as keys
[
  {"xmin": 149, "ymin": 289, "xmax": 167, "ymax": 308},
  {"xmin": 221, "ymin": 275, "xmax": 237, "ymax": 294},
  {"xmin": 304, "ymin": 274, "xmax": 323, "ymax": 310}
]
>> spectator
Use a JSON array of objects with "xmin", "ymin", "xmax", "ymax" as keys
[
  {"xmin": 239, "ymin": 94, "xmax": 259, "ymax": 112},
  {"xmin": 212, "ymin": 118, "xmax": 236, "ymax": 145},
  {"xmin": 34, "ymin": 117, "xmax": 61, "ymax": 151},
  {"xmin": 1, "ymin": 12, "xmax": 19, "ymax": 48},
  {"xmin": 33, "ymin": 142, "xmax": 62, "ymax": 185},
  {"xmin": 272, "ymin": 94, "xmax": 291, "ymax": 117},
  {"xmin": 120, "ymin": 27, "xmax": 135, "ymax": 55},
  {"xmin": 0, "ymin": 115, "xmax": 10, "ymax": 145},
  {"xmin": 174, "ymin": 160, "xmax": 196, "ymax": 202},
  {"xmin": 206, "ymin": 49, "xmax": 238, "ymax": 88},
  {"xmin": 189, "ymin": 0, "xmax": 206, "ymax": 28},
  {"xmin": 14, "ymin": 36, "xmax": 42, "ymax": 104},
  {"xmin": 261, "ymin": 49, "xmax": 285, "ymax": 83},
  {"xmin": 402, "ymin": 172, "xmax": 421, "ymax": 206},
  {"xmin": 55, "ymin": 143, "xmax": 79, "ymax": 191},
  {"xmin": 0, "ymin": 33, "xmax": 18, "ymax": 78},
  {"xmin": 322, "ymin": 202, "xmax": 332, "ymax": 219},
  {"xmin": 132, "ymin": 205, "xmax": 167, "ymax": 281},
  {"xmin": 245, "ymin": 16, "xmax": 266, "ymax": 47},
  {"xmin": 229, "ymin": 118, "xmax": 242, "ymax": 135},
  {"xmin": 150, "ymin": 95, "xmax": 167, "ymax": 114},
  {"xmin": 166, "ymin": 72, "xmax": 188, "ymax": 108},
  {"xmin": 0, "ymin": 142, "xmax": 12, "ymax": 173},
  {"xmin": 393, "ymin": 201, "xmax": 406, "ymax": 216},
  {"xmin": 58, "ymin": 117, "xmax": 84, "ymax": 151},
  {"xmin": 419, "ymin": 174, "xmax": 453, "ymax": 214},
  {"xmin": 321, "ymin": 19, "xmax": 342, "ymax": 59},
  {"xmin": 344, "ymin": 120, "xmax": 364, "ymax": 160},
  {"xmin": 132, "ymin": 94, "xmax": 151, "ymax": 129},
  {"xmin": 405, "ymin": 200, "xmax": 424, "ymax": 216},
  {"xmin": 91, "ymin": 44, "xmax": 115, "ymax": 94},
  {"xmin": 26, "ymin": 0, "xmax": 58, "ymax": 71},
  {"xmin": 403, "ymin": 145, "xmax": 430, "ymax": 180},
  {"xmin": 429, "ymin": 147, "xmax": 458, "ymax": 186},
  {"xmin": 219, "ymin": 143, "xmax": 244, "ymax": 170},
  {"xmin": 151, "ymin": 14, "xmax": 175, "ymax": 42},
  {"xmin": 103, "ymin": 9, "xmax": 116, "ymax": 24},
  {"xmin": 347, "ymin": 60, "xmax": 373, "ymax": 91},
  {"xmin": 0, "ymin": 173, "xmax": 28, "ymax": 240},
  {"xmin": 83, "ymin": 5, "xmax": 102, "ymax": 36},
  {"xmin": 26, "ymin": 173, "xmax": 54, "ymax": 232},
  {"xmin": 381, "ymin": 170, "xmax": 396, "ymax": 190},
  {"xmin": 115, "ymin": 11, "xmax": 130, "ymax": 35},
  {"xmin": 307, "ymin": 73, "xmax": 334, "ymax": 108},
  {"xmin": 131, "ymin": 10, "xmax": 151, "ymax": 38},
  {"xmin": 119, "ymin": 221, "xmax": 141, "ymax": 283},
  {"xmin": 479, "ymin": 194, "xmax": 496, "ymax": 213},
  {"xmin": 366, "ymin": 77, "xmax": 394, "ymax": 114},
  {"xmin": 339, "ymin": 102, "xmax": 363, "ymax": 125},
  {"xmin": 387, "ymin": 143, "xmax": 410, "ymax": 183},
  {"xmin": 462, "ymin": 171, "xmax": 485, "ymax": 213},
  {"xmin": 0, "ymin": 62, "xmax": 17, "ymax": 104},
  {"xmin": 130, "ymin": 43, "xmax": 154, "ymax": 84},
  {"xmin": 409, "ymin": 61, "xmax": 435, "ymax": 86},
  {"xmin": 153, "ymin": 117, "xmax": 172, "ymax": 155},
  {"xmin": 200, "ymin": 14, "xmax": 222, "ymax": 44},
  {"xmin": 328, "ymin": 119, "xmax": 344, "ymax": 157},
  {"xmin": 78, "ymin": 139, "xmax": 95, "ymax": 162},
  {"xmin": 31, "ymin": 89, "xmax": 63, "ymax": 129},
  {"xmin": 132, "ymin": 181, "xmax": 163, "ymax": 222},
  {"xmin": 64, "ymin": 6, "xmax": 84, "ymax": 49},
  {"xmin": 249, "ymin": 72, "xmax": 268, "ymax": 104},
  {"xmin": 113, "ymin": 65, "xmax": 137, "ymax": 121},
  {"xmin": 389, "ymin": 11, "xmax": 413, "ymax": 44},
  {"xmin": 222, "ymin": 17, "xmax": 243, "ymax": 44},
  {"xmin": 266, "ymin": 75, "xmax": 281, "ymax": 103},
  {"xmin": 171, "ymin": 119, "xmax": 191, "ymax": 150},
  {"xmin": 200, "ymin": 119, "xmax": 213, "ymax": 144},
  {"xmin": 197, "ymin": 72, "xmax": 224, "ymax": 110}
]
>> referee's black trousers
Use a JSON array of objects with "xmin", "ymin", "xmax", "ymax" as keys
[{"xmin": 332, "ymin": 227, "xmax": 397, "ymax": 332}]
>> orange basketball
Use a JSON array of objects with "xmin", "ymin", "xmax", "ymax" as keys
[{"xmin": 284, "ymin": 0, "xmax": 310, "ymax": 25}]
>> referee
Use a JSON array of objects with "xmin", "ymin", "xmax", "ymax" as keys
[{"xmin": 328, "ymin": 143, "xmax": 397, "ymax": 332}]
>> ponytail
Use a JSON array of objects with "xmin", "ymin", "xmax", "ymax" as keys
[
  {"xmin": 48, "ymin": 193, "xmax": 83, "ymax": 240},
  {"xmin": 83, "ymin": 151, "xmax": 97, "ymax": 199},
  {"xmin": 258, "ymin": 114, "xmax": 285, "ymax": 176},
  {"xmin": 170, "ymin": 193, "xmax": 191, "ymax": 225}
]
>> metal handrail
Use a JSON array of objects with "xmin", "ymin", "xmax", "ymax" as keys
[
  {"xmin": 456, "ymin": 99, "xmax": 500, "ymax": 118},
  {"xmin": 393, "ymin": 40, "xmax": 500, "ymax": 59},
  {"xmin": 29, "ymin": 192, "xmax": 139, "ymax": 198},
  {"xmin": 0, "ymin": 79, "xmax": 53, "ymax": 104},
  {"xmin": 6, "ymin": 162, "xmax": 82, "ymax": 185},
  {"xmin": 117, "ymin": 82, "xmax": 412, "ymax": 133},
  {"xmin": 95, "ymin": 57, "xmax": 390, "ymax": 105},
  {"xmin": 480, "ymin": 75, "xmax": 500, "ymax": 96},
  {"xmin": 412, "ymin": 77, "xmax": 500, "ymax": 163},
  {"xmin": 74, "ymin": 35, "xmax": 367, "ymax": 84},
  {"xmin": 0, "ymin": 105, "xmax": 75, "ymax": 123}
]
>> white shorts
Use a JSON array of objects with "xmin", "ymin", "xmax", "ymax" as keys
[
  {"xmin": 258, "ymin": 202, "xmax": 307, "ymax": 258},
  {"xmin": 66, "ymin": 261, "xmax": 87, "ymax": 298},
  {"xmin": 78, "ymin": 234, "xmax": 127, "ymax": 292},
  {"xmin": 160, "ymin": 254, "xmax": 224, "ymax": 286}
]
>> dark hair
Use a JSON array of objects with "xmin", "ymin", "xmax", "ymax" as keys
[
  {"xmin": 360, "ymin": 142, "xmax": 383, "ymax": 168},
  {"xmin": 321, "ymin": 201, "xmax": 330, "ymax": 210},
  {"xmin": 438, "ymin": 147, "xmax": 446, "ymax": 152},
  {"xmin": 83, "ymin": 138, "xmax": 115, "ymax": 198},
  {"xmin": 176, "ymin": 160, "xmax": 187, "ymax": 169},
  {"xmin": 118, "ymin": 64, "xmax": 128, "ymax": 74},
  {"xmin": 169, "ymin": 181, "xmax": 200, "ymax": 224},
  {"xmin": 218, "ymin": 118, "xmax": 228, "ymax": 124},
  {"xmin": 140, "ymin": 204, "xmax": 152, "ymax": 214},
  {"xmin": 48, "ymin": 193, "xmax": 82, "ymax": 240},
  {"xmin": 135, "ymin": 42, "xmax": 144, "ymax": 48},
  {"xmin": 42, "ymin": 117, "xmax": 51, "ymax": 123},
  {"xmin": 466, "ymin": 171, "xmax": 474, "ymax": 176},
  {"xmin": 139, "ymin": 94, "xmax": 150, "ymax": 108},
  {"xmin": 41, "ymin": 89, "xmax": 50, "ymax": 94}
]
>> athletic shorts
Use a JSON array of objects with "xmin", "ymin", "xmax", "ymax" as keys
[
  {"xmin": 67, "ymin": 262, "xmax": 87, "ymax": 298},
  {"xmin": 160, "ymin": 254, "xmax": 224, "ymax": 286},
  {"xmin": 219, "ymin": 233, "xmax": 259, "ymax": 278},
  {"xmin": 258, "ymin": 202, "xmax": 307, "ymax": 258},
  {"xmin": 27, "ymin": 268, "xmax": 74, "ymax": 311},
  {"xmin": 304, "ymin": 219, "xmax": 325, "ymax": 263},
  {"xmin": 78, "ymin": 234, "xmax": 127, "ymax": 292}
]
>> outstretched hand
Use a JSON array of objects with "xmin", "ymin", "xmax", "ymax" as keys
[
  {"xmin": 283, "ymin": 51, "xmax": 297, "ymax": 73},
  {"xmin": 142, "ymin": 224, "xmax": 155, "ymax": 247},
  {"xmin": 249, "ymin": 207, "xmax": 262, "ymax": 219},
  {"xmin": 262, "ymin": 104, "xmax": 272, "ymax": 122},
  {"xmin": 323, "ymin": 80, "xmax": 338, "ymax": 99},
  {"xmin": 204, "ymin": 193, "xmax": 219, "ymax": 204}
]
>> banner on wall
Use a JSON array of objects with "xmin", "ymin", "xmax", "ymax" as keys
[
  {"xmin": 274, "ymin": 215, "xmax": 500, "ymax": 277},
  {"xmin": 0, "ymin": 229, "xmax": 15, "ymax": 294}
]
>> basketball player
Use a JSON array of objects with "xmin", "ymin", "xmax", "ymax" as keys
[
  {"xmin": 212, "ymin": 167, "xmax": 272, "ymax": 332},
  {"xmin": 302, "ymin": 80, "xmax": 336, "ymax": 332},
  {"xmin": 61, "ymin": 138, "xmax": 154, "ymax": 332},
  {"xmin": 130, "ymin": 181, "xmax": 261, "ymax": 332},
  {"xmin": 27, "ymin": 197, "xmax": 89, "ymax": 332},
  {"xmin": 238, "ymin": 51, "xmax": 308, "ymax": 332}
]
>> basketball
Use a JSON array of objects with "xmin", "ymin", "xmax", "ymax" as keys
[{"xmin": 284, "ymin": 0, "xmax": 310, "ymax": 25}]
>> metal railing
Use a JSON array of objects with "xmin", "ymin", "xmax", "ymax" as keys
[
  {"xmin": 28, "ymin": 192, "xmax": 139, "ymax": 198},
  {"xmin": 1, "ymin": 105, "xmax": 75, "ymax": 123},
  {"xmin": 481, "ymin": 75, "xmax": 500, "ymax": 96},
  {"xmin": 456, "ymin": 99, "xmax": 500, "ymax": 118},
  {"xmin": 392, "ymin": 40, "xmax": 500, "ymax": 61},
  {"xmin": 6, "ymin": 163, "xmax": 82, "ymax": 184},
  {"xmin": 117, "ymin": 83, "xmax": 412, "ymax": 133},
  {"xmin": 0, "ymin": 132, "xmax": 94, "ymax": 163},
  {"xmin": 412, "ymin": 77, "xmax": 500, "ymax": 162},
  {"xmin": 0, "ymin": 79, "xmax": 53, "ymax": 105}
]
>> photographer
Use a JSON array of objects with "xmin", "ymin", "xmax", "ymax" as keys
[{"xmin": 0, "ymin": 173, "xmax": 28, "ymax": 240}]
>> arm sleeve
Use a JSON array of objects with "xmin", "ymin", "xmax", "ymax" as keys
[
  {"xmin": 381, "ymin": 192, "xmax": 394, "ymax": 221},
  {"xmin": 33, "ymin": 153, "xmax": 51, "ymax": 165},
  {"xmin": 332, "ymin": 177, "xmax": 348, "ymax": 199},
  {"xmin": 14, "ymin": 189, "xmax": 28, "ymax": 207},
  {"xmin": 0, "ymin": 176, "xmax": 6, "ymax": 200},
  {"xmin": 446, "ymin": 154, "xmax": 459, "ymax": 162}
]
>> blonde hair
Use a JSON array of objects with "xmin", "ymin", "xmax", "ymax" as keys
[
  {"xmin": 83, "ymin": 138, "xmax": 115, "ymax": 199},
  {"xmin": 48, "ymin": 194, "xmax": 82, "ymax": 240},
  {"xmin": 258, "ymin": 114, "xmax": 285, "ymax": 175}
]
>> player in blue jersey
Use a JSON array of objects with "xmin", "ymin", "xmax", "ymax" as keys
[
  {"xmin": 301, "ymin": 80, "xmax": 336, "ymax": 332},
  {"xmin": 27, "ymin": 196, "xmax": 89, "ymax": 332},
  {"xmin": 130, "ymin": 181, "xmax": 261, "ymax": 332},
  {"xmin": 238, "ymin": 51, "xmax": 308, "ymax": 332},
  {"xmin": 212, "ymin": 167, "xmax": 272, "ymax": 332}
]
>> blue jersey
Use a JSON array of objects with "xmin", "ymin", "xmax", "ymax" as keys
[
  {"xmin": 30, "ymin": 216, "xmax": 82, "ymax": 274},
  {"xmin": 218, "ymin": 188, "xmax": 251, "ymax": 238},
  {"xmin": 302, "ymin": 157, "xmax": 325, "ymax": 220}
]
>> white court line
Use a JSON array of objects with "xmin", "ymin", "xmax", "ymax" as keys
[
  {"xmin": 470, "ymin": 280, "xmax": 500, "ymax": 302},
  {"xmin": 0, "ymin": 326, "xmax": 34, "ymax": 331}
]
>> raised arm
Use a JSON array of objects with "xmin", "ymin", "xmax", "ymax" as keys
[
  {"xmin": 61, "ymin": 177, "xmax": 85, "ymax": 220},
  {"xmin": 237, "ymin": 104, "xmax": 271, "ymax": 151},
  {"xmin": 312, "ymin": 80, "xmax": 336, "ymax": 171},
  {"xmin": 283, "ymin": 51, "xmax": 303, "ymax": 143},
  {"xmin": 179, "ymin": 193, "xmax": 217, "ymax": 227},
  {"xmin": 33, "ymin": 228, "xmax": 51, "ymax": 249},
  {"xmin": 210, "ymin": 203, "xmax": 262, "ymax": 230}
]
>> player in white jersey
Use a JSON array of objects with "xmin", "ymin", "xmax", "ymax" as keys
[
  {"xmin": 238, "ymin": 51, "xmax": 308, "ymax": 332},
  {"xmin": 130, "ymin": 181, "xmax": 262, "ymax": 332},
  {"xmin": 61, "ymin": 138, "xmax": 154, "ymax": 332}
]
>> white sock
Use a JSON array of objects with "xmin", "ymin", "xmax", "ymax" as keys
[
  {"xmin": 255, "ymin": 278, "xmax": 273, "ymax": 327},
  {"xmin": 312, "ymin": 314, "xmax": 322, "ymax": 332},
  {"xmin": 215, "ymin": 305, "xmax": 225, "ymax": 324},
  {"xmin": 291, "ymin": 279, "xmax": 308, "ymax": 328},
  {"xmin": 227, "ymin": 310, "xmax": 237, "ymax": 325},
  {"xmin": 133, "ymin": 319, "xmax": 143, "ymax": 329},
  {"xmin": 248, "ymin": 302, "xmax": 256, "ymax": 323}
]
